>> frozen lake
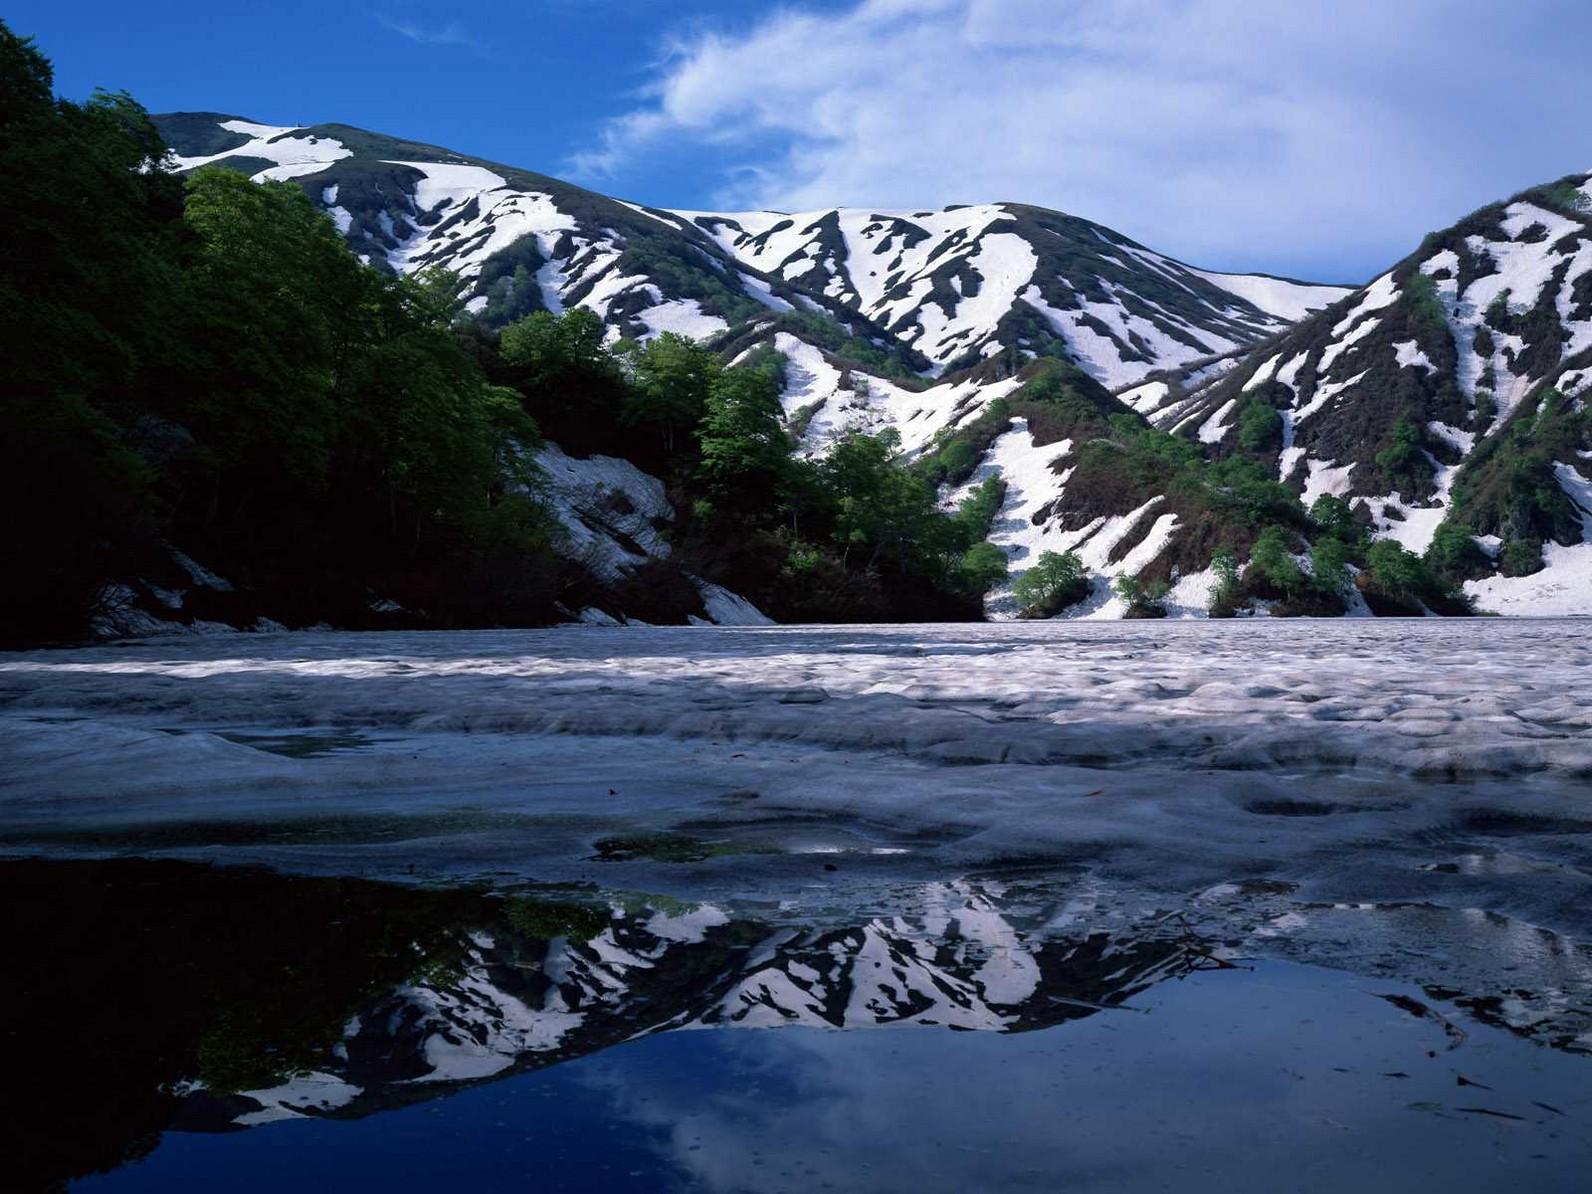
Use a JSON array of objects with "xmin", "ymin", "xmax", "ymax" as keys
[{"xmin": 3, "ymin": 622, "xmax": 1591, "ymax": 1188}]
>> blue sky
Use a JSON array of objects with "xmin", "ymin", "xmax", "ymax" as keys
[
  {"xmin": 11, "ymin": 0, "xmax": 796, "ymax": 191},
  {"xmin": 12, "ymin": 0, "xmax": 1592, "ymax": 282}
]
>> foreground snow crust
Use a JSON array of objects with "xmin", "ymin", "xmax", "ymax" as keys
[{"xmin": 3, "ymin": 621, "xmax": 1590, "ymax": 937}]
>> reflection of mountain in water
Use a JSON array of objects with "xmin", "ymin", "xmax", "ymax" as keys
[
  {"xmin": 2, "ymin": 859, "xmax": 1213, "ymax": 1189},
  {"xmin": 9, "ymin": 859, "xmax": 1590, "ymax": 1191},
  {"xmin": 192, "ymin": 880, "xmax": 1217, "ymax": 1128}
]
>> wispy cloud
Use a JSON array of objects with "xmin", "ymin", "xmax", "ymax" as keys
[
  {"xmin": 567, "ymin": 0, "xmax": 1592, "ymax": 280},
  {"xmin": 376, "ymin": 14, "xmax": 482, "ymax": 51}
]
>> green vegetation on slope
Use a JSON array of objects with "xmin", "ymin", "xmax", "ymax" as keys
[{"xmin": 0, "ymin": 20, "xmax": 1003, "ymax": 641}]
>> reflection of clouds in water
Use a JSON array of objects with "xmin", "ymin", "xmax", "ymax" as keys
[
  {"xmin": 580, "ymin": 1027, "xmax": 1131, "ymax": 1194},
  {"xmin": 576, "ymin": 964, "xmax": 1592, "ymax": 1194}
]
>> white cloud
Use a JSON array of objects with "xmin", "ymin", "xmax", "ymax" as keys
[
  {"xmin": 377, "ymin": 15, "xmax": 481, "ymax": 50},
  {"xmin": 568, "ymin": 0, "xmax": 1592, "ymax": 281}
]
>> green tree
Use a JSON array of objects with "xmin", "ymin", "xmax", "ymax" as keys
[
  {"xmin": 1309, "ymin": 537, "xmax": 1353, "ymax": 597},
  {"xmin": 1500, "ymin": 537, "xmax": 1544, "ymax": 577},
  {"xmin": 696, "ymin": 364, "xmax": 790, "ymax": 500},
  {"xmin": 1201, "ymin": 456, "xmax": 1307, "ymax": 526},
  {"xmin": 923, "ymin": 438, "xmax": 977, "ymax": 485},
  {"xmin": 497, "ymin": 308, "xmax": 625, "ymax": 446},
  {"xmin": 1374, "ymin": 418, "xmax": 1428, "ymax": 492},
  {"xmin": 1365, "ymin": 539, "xmax": 1430, "ymax": 599},
  {"xmin": 1250, "ymin": 525, "xmax": 1305, "ymax": 594},
  {"xmin": 1113, "ymin": 573, "xmax": 1170, "ymax": 617},
  {"xmin": 1425, "ymin": 521, "xmax": 1487, "ymax": 582},
  {"xmin": 0, "ymin": 23, "xmax": 181, "ymax": 637},
  {"xmin": 820, "ymin": 429, "xmax": 939, "ymax": 570},
  {"xmin": 1013, "ymin": 551, "xmax": 1088, "ymax": 615},
  {"xmin": 949, "ymin": 476, "xmax": 1005, "ymax": 546},
  {"xmin": 1236, "ymin": 399, "xmax": 1283, "ymax": 452},
  {"xmin": 1309, "ymin": 494, "xmax": 1362, "ymax": 543},
  {"xmin": 170, "ymin": 167, "xmax": 371, "ymax": 511},
  {"xmin": 957, "ymin": 542, "xmax": 1009, "ymax": 594},
  {"xmin": 618, "ymin": 332, "xmax": 721, "ymax": 455},
  {"xmin": 1208, "ymin": 549, "xmax": 1240, "ymax": 616}
]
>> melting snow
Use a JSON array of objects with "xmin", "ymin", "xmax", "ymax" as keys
[{"xmin": 635, "ymin": 299, "xmax": 729, "ymax": 342}]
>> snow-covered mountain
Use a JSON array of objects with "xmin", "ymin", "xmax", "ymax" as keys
[
  {"xmin": 679, "ymin": 203, "xmax": 1346, "ymax": 380},
  {"xmin": 152, "ymin": 113, "xmax": 1592, "ymax": 618},
  {"xmin": 155, "ymin": 114, "xmax": 1346, "ymax": 388},
  {"xmin": 1141, "ymin": 172, "xmax": 1592, "ymax": 613}
]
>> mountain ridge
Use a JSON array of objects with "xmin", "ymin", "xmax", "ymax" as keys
[
  {"xmin": 154, "ymin": 113, "xmax": 1352, "ymax": 382},
  {"xmin": 117, "ymin": 113, "xmax": 1592, "ymax": 622}
]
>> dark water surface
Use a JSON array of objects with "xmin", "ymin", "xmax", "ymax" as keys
[
  {"xmin": 74, "ymin": 965, "xmax": 1592, "ymax": 1194},
  {"xmin": 5, "ymin": 859, "xmax": 1589, "ymax": 1193}
]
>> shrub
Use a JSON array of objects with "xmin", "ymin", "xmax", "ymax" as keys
[
  {"xmin": 1250, "ymin": 525, "xmax": 1305, "ymax": 594},
  {"xmin": 1236, "ymin": 399, "xmax": 1283, "ymax": 452},
  {"xmin": 1309, "ymin": 494, "xmax": 1363, "ymax": 544},
  {"xmin": 1013, "ymin": 550, "xmax": 1089, "ymax": 617},
  {"xmin": 785, "ymin": 540, "xmax": 821, "ymax": 573},
  {"xmin": 950, "ymin": 476, "xmax": 1005, "ymax": 543},
  {"xmin": 1500, "ymin": 537, "xmax": 1544, "ymax": 577},
  {"xmin": 1535, "ymin": 180, "xmax": 1592, "ymax": 213},
  {"xmin": 1425, "ymin": 522, "xmax": 1489, "ymax": 582},
  {"xmin": 1200, "ymin": 457, "xmax": 1308, "ymax": 527},
  {"xmin": 1374, "ymin": 418, "xmax": 1429, "ymax": 492},
  {"xmin": 957, "ymin": 541, "xmax": 1008, "ymax": 594},
  {"xmin": 1113, "ymin": 573, "xmax": 1169, "ymax": 618},
  {"xmin": 1485, "ymin": 291, "xmax": 1512, "ymax": 331},
  {"xmin": 1472, "ymin": 390, "xmax": 1495, "ymax": 434},
  {"xmin": 1208, "ymin": 549, "xmax": 1240, "ymax": 617},
  {"xmin": 1365, "ymin": 539, "xmax": 1431, "ymax": 599},
  {"xmin": 1308, "ymin": 537, "xmax": 1353, "ymax": 597},
  {"xmin": 924, "ymin": 439, "xmax": 977, "ymax": 485},
  {"xmin": 1403, "ymin": 272, "xmax": 1447, "ymax": 326}
]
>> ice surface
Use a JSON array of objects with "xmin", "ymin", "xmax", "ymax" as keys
[{"xmin": 4, "ymin": 621, "xmax": 1590, "ymax": 952}]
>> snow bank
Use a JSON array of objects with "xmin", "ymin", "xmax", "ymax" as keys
[
  {"xmin": 635, "ymin": 299, "xmax": 730, "ymax": 342},
  {"xmin": 534, "ymin": 444, "xmax": 672, "ymax": 581},
  {"xmin": 1466, "ymin": 461, "xmax": 1592, "ymax": 615},
  {"xmin": 169, "ymin": 123, "xmax": 352, "ymax": 175},
  {"xmin": 1188, "ymin": 269, "xmax": 1353, "ymax": 322},
  {"xmin": 695, "ymin": 583, "xmax": 774, "ymax": 627}
]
